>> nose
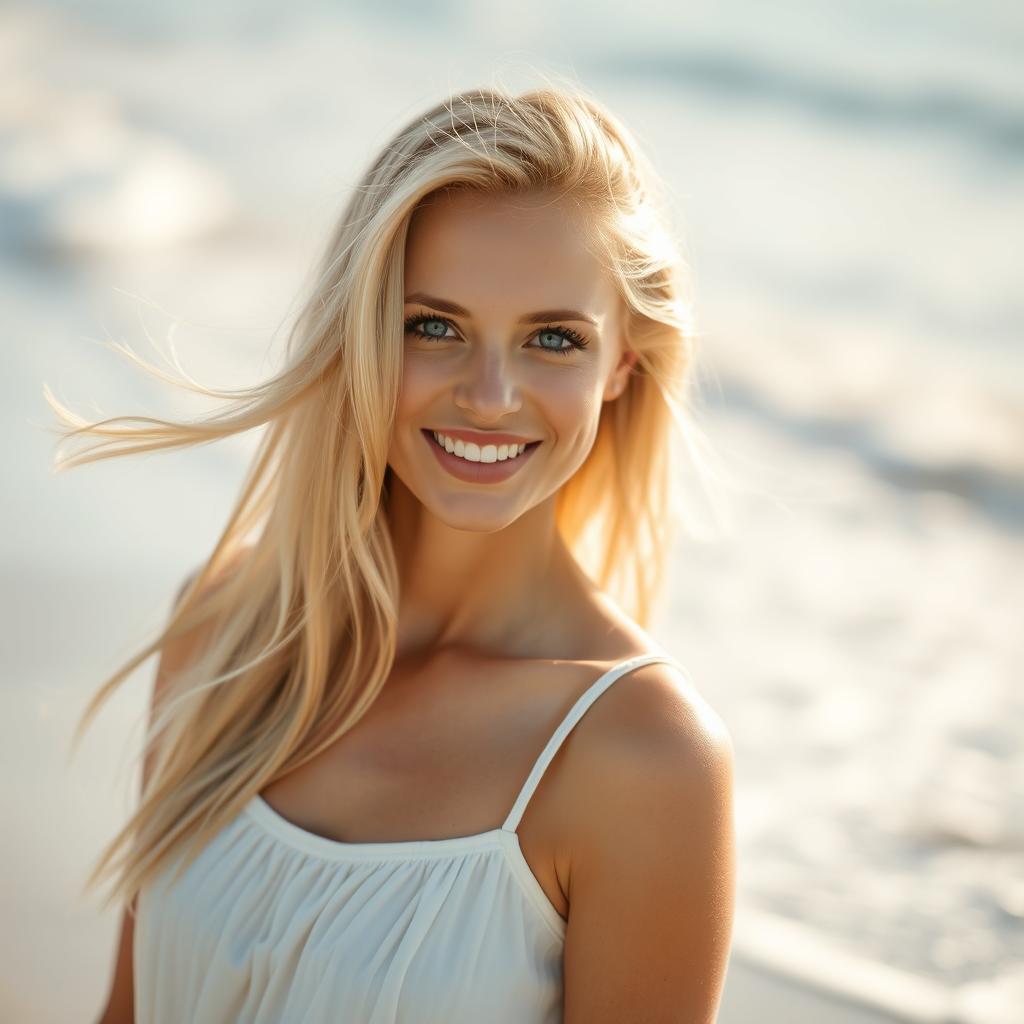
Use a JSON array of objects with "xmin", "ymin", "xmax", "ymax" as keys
[{"xmin": 452, "ymin": 347, "xmax": 523, "ymax": 421}]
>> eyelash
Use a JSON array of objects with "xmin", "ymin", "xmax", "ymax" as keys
[{"xmin": 402, "ymin": 312, "xmax": 590, "ymax": 357}]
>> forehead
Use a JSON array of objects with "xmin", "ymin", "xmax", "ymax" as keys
[{"xmin": 404, "ymin": 189, "xmax": 615, "ymax": 316}]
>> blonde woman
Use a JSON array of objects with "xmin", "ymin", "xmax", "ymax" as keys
[{"xmin": 58, "ymin": 83, "xmax": 736, "ymax": 1023}]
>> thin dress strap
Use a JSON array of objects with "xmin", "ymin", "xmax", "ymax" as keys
[{"xmin": 500, "ymin": 651, "xmax": 691, "ymax": 834}]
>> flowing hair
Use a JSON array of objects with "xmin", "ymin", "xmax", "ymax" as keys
[{"xmin": 46, "ymin": 80, "xmax": 739, "ymax": 915}]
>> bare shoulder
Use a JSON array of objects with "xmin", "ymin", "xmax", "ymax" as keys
[
  {"xmin": 559, "ymin": 656, "xmax": 736, "ymax": 1024},
  {"xmin": 559, "ymin": 654, "xmax": 732, "ymax": 790}
]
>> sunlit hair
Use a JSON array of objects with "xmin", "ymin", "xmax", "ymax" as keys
[{"xmin": 46, "ymin": 80, "xmax": 739, "ymax": 914}]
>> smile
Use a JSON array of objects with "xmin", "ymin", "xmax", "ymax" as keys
[{"xmin": 421, "ymin": 429, "xmax": 541, "ymax": 484}]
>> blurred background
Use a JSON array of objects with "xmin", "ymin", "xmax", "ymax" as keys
[{"xmin": 2, "ymin": 1, "xmax": 1022, "ymax": 1021}]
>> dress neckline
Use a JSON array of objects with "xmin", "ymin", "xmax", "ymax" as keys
[{"xmin": 245, "ymin": 793, "xmax": 510, "ymax": 860}]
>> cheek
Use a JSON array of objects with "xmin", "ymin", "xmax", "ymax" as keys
[
  {"xmin": 395, "ymin": 354, "xmax": 437, "ymax": 412},
  {"xmin": 538, "ymin": 377, "xmax": 606, "ymax": 449}
]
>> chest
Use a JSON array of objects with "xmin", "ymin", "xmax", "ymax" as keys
[{"xmin": 258, "ymin": 655, "xmax": 596, "ymax": 921}]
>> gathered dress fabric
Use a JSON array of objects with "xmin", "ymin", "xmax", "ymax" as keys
[{"xmin": 133, "ymin": 651, "xmax": 688, "ymax": 1023}]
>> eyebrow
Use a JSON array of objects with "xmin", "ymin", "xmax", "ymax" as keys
[{"xmin": 404, "ymin": 292, "xmax": 599, "ymax": 327}]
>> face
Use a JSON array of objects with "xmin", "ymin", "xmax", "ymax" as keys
[{"xmin": 387, "ymin": 187, "xmax": 635, "ymax": 532}]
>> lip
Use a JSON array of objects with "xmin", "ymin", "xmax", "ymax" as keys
[{"xmin": 421, "ymin": 429, "xmax": 541, "ymax": 484}]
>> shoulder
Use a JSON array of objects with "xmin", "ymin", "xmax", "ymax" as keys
[
  {"xmin": 559, "ymin": 656, "xmax": 736, "ymax": 1023},
  {"xmin": 553, "ymin": 654, "xmax": 734, "ymax": 864},
  {"xmin": 571, "ymin": 655, "xmax": 732, "ymax": 773}
]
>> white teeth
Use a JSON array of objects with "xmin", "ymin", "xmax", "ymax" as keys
[{"xmin": 432, "ymin": 432, "xmax": 529, "ymax": 463}]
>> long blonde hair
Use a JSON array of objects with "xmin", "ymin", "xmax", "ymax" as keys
[{"xmin": 47, "ymin": 82, "xmax": 736, "ymax": 914}]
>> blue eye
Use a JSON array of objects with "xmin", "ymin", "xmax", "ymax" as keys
[
  {"xmin": 404, "ymin": 314, "xmax": 454, "ymax": 340},
  {"xmin": 403, "ymin": 313, "xmax": 590, "ymax": 357}
]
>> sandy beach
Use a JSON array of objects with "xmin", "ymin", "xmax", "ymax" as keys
[{"xmin": 2, "ymin": 2, "xmax": 1021, "ymax": 1021}]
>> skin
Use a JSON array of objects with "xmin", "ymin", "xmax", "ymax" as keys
[{"xmin": 386, "ymin": 186, "xmax": 638, "ymax": 663}]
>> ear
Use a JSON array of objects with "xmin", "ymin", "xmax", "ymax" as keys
[{"xmin": 604, "ymin": 349, "xmax": 639, "ymax": 402}]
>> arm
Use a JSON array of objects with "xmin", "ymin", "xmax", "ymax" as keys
[
  {"xmin": 96, "ymin": 570, "xmax": 201, "ymax": 1024},
  {"xmin": 562, "ymin": 668, "xmax": 736, "ymax": 1024}
]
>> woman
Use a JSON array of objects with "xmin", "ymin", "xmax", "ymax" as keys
[{"xmin": 60, "ymin": 83, "xmax": 735, "ymax": 1023}]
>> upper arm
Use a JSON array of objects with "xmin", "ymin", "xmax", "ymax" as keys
[
  {"xmin": 97, "ymin": 568, "xmax": 203, "ymax": 1024},
  {"xmin": 562, "ymin": 666, "xmax": 736, "ymax": 1024}
]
